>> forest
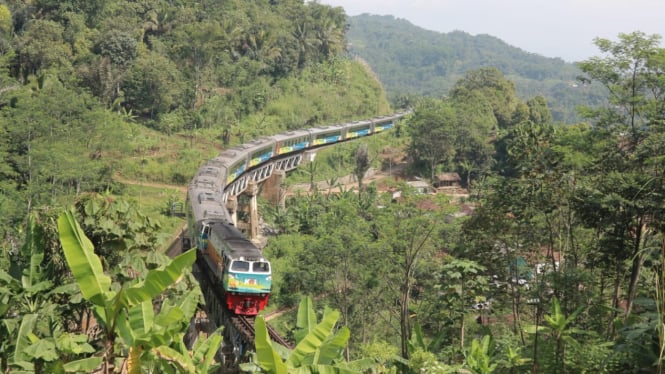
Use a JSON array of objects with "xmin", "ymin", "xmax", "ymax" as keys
[
  {"xmin": 0, "ymin": 0, "xmax": 664, "ymax": 373},
  {"xmin": 344, "ymin": 14, "xmax": 610, "ymax": 124}
]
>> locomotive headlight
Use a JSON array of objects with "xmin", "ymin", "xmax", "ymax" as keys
[{"xmin": 267, "ymin": 276, "xmax": 272, "ymax": 281}]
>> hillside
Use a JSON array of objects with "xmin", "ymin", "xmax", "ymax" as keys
[
  {"xmin": 0, "ymin": 0, "xmax": 393, "ymax": 240},
  {"xmin": 345, "ymin": 14, "xmax": 608, "ymax": 123}
]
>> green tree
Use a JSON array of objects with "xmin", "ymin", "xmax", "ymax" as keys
[
  {"xmin": 450, "ymin": 67, "xmax": 522, "ymax": 129},
  {"xmin": 14, "ymin": 19, "xmax": 73, "ymax": 80},
  {"xmin": 408, "ymin": 98, "xmax": 457, "ymax": 181},
  {"xmin": 577, "ymin": 31, "xmax": 664, "ymax": 144},
  {"xmin": 122, "ymin": 51, "xmax": 186, "ymax": 118},
  {"xmin": 576, "ymin": 32, "xmax": 665, "ymax": 322},
  {"xmin": 526, "ymin": 96, "xmax": 553, "ymax": 124},
  {"xmin": 73, "ymin": 193, "xmax": 163, "ymax": 269},
  {"xmin": 374, "ymin": 192, "xmax": 448, "ymax": 360},
  {"xmin": 435, "ymin": 258, "xmax": 488, "ymax": 349},
  {"xmin": 353, "ymin": 143, "xmax": 370, "ymax": 193}
]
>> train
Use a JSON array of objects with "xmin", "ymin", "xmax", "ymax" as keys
[{"xmin": 186, "ymin": 110, "xmax": 411, "ymax": 316}]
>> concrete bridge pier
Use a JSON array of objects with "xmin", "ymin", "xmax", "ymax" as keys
[
  {"xmin": 226, "ymin": 197, "xmax": 238, "ymax": 227},
  {"xmin": 247, "ymin": 181, "xmax": 259, "ymax": 241},
  {"xmin": 262, "ymin": 170, "xmax": 286, "ymax": 208}
]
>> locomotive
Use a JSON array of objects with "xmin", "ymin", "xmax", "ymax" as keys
[{"xmin": 186, "ymin": 110, "xmax": 410, "ymax": 316}]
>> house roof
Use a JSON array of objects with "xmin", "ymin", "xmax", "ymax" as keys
[{"xmin": 435, "ymin": 172, "xmax": 461, "ymax": 182}]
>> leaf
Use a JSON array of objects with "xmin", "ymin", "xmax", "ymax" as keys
[
  {"xmin": 63, "ymin": 357, "xmax": 103, "ymax": 373},
  {"xmin": 295, "ymin": 296, "xmax": 317, "ymax": 343},
  {"xmin": 58, "ymin": 210, "xmax": 111, "ymax": 306},
  {"xmin": 24, "ymin": 339, "xmax": 59, "ymax": 361},
  {"xmin": 122, "ymin": 249, "xmax": 196, "ymax": 306},
  {"xmin": 191, "ymin": 331, "xmax": 222, "ymax": 373},
  {"xmin": 316, "ymin": 326, "xmax": 350, "ymax": 365},
  {"xmin": 56, "ymin": 333, "xmax": 96, "ymax": 355},
  {"xmin": 117, "ymin": 300, "xmax": 154, "ymax": 347},
  {"xmin": 14, "ymin": 314, "xmax": 38, "ymax": 364},
  {"xmin": 254, "ymin": 316, "xmax": 287, "ymax": 374},
  {"xmin": 288, "ymin": 309, "xmax": 340, "ymax": 368},
  {"xmin": 152, "ymin": 345, "xmax": 196, "ymax": 373}
]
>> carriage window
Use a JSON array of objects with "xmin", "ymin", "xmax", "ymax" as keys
[
  {"xmin": 231, "ymin": 261, "xmax": 250, "ymax": 272},
  {"xmin": 253, "ymin": 262, "xmax": 270, "ymax": 273}
]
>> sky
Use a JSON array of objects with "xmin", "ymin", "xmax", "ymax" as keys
[{"xmin": 318, "ymin": 0, "xmax": 665, "ymax": 62}]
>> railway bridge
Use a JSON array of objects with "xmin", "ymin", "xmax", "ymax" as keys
[{"xmin": 173, "ymin": 111, "xmax": 410, "ymax": 372}]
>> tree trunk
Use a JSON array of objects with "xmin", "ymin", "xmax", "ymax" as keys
[
  {"xmin": 624, "ymin": 222, "xmax": 645, "ymax": 321},
  {"xmin": 400, "ymin": 281, "xmax": 411, "ymax": 360},
  {"xmin": 532, "ymin": 302, "xmax": 540, "ymax": 374},
  {"xmin": 607, "ymin": 261, "xmax": 622, "ymax": 339},
  {"xmin": 460, "ymin": 313, "xmax": 465, "ymax": 349}
]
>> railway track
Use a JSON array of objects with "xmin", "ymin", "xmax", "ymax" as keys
[{"xmin": 230, "ymin": 315, "xmax": 293, "ymax": 349}]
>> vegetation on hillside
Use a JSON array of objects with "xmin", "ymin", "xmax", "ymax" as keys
[
  {"xmin": 262, "ymin": 30, "xmax": 665, "ymax": 373},
  {"xmin": 0, "ymin": 0, "xmax": 393, "ymax": 242},
  {"xmin": 345, "ymin": 14, "xmax": 609, "ymax": 123}
]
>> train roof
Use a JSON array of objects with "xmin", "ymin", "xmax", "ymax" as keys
[
  {"xmin": 309, "ymin": 123, "xmax": 346, "ymax": 133},
  {"xmin": 241, "ymin": 137, "xmax": 276, "ymax": 153},
  {"xmin": 271, "ymin": 129, "xmax": 311, "ymax": 141},
  {"xmin": 347, "ymin": 119, "xmax": 373, "ymax": 127},
  {"xmin": 190, "ymin": 174, "xmax": 222, "ymax": 191},
  {"xmin": 209, "ymin": 220, "xmax": 265, "ymax": 260},
  {"xmin": 188, "ymin": 184, "xmax": 229, "ymax": 222},
  {"xmin": 217, "ymin": 147, "xmax": 250, "ymax": 166},
  {"xmin": 196, "ymin": 164, "xmax": 223, "ymax": 179}
]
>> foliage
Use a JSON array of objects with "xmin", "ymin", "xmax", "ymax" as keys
[
  {"xmin": 0, "ymin": 212, "xmax": 91, "ymax": 373},
  {"xmin": 58, "ymin": 209, "xmax": 204, "ymax": 373},
  {"xmin": 243, "ymin": 296, "xmax": 358, "ymax": 373},
  {"xmin": 465, "ymin": 335, "xmax": 497, "ymax": 374},
  {"xmin": 73, "ymin": 192, "xmax": 164, "ymax": 269},
  {"xmin": 0, "ymin": 0, "xmax": 392, "ymax": 250},
  {"xmin": 1, "ymin": 0, "xmax": 665, "ymax": 371},
  {"xmin": 345, "ymin": 14, "xmax": 608, "ymax": 123}
]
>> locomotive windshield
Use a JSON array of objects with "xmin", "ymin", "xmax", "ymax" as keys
[
  {"xmin": 230, "ymin": 261, "xmax": 250, "ymax": 272},
  {"xmin": 229, "ymin": 260, "xmax": 270, "ymax": 273},
  {"xmin": 253, "ymin": 262, "xmax": 270, "ymax": 273}
]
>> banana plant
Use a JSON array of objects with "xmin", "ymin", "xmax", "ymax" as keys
[
  {"xmin": 0, "ymin": 213, "xmax": 91, "ymax": 373},
  {"xmin": 243, "ymin": 296, "xmax": 362, "ymax": 374},
  {"xmin": 525, "ymin": 297, "xmax": 585, "ymax": 372},
  {"xmin": 18, "ymin": 313, "xmax": 100, "ymax": 374},
  {"xmin": 465, "ymin": 335, "xmax": 497, "ymax": 374},
  {"xmin": 58, "ymin": 209, "xmax": 199, "ymax": 374},
  {"xmin": 150, "ymin": 328, "xmax": 223, "ymax": 374}
]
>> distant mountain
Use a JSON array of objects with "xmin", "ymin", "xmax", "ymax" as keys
[{"xmin": 345, "ymin": 14, "xmax": 607, "ymax": 123}]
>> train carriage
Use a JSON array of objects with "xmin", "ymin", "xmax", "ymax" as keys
[
  {"xmin": 344, "ymin": 119, "xmax": 373, "ymax": 139},
  {"xmin": 272, "ymin": 129, "xmax": 311, "ymax": 156},
  {"xmin": 216, "ymin": 147, "xmax": 250, "ymax": 186},
  {"xmin": 373, "ymin": 114, "xmax": 399, "ymax": 133},
  {"xmin": 309, "ymin": 124, "xmax": 346, "ymax": 146},
  {"xmin": 244, "ymin": 138, "xmax": 276, "ymax": 168}
]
